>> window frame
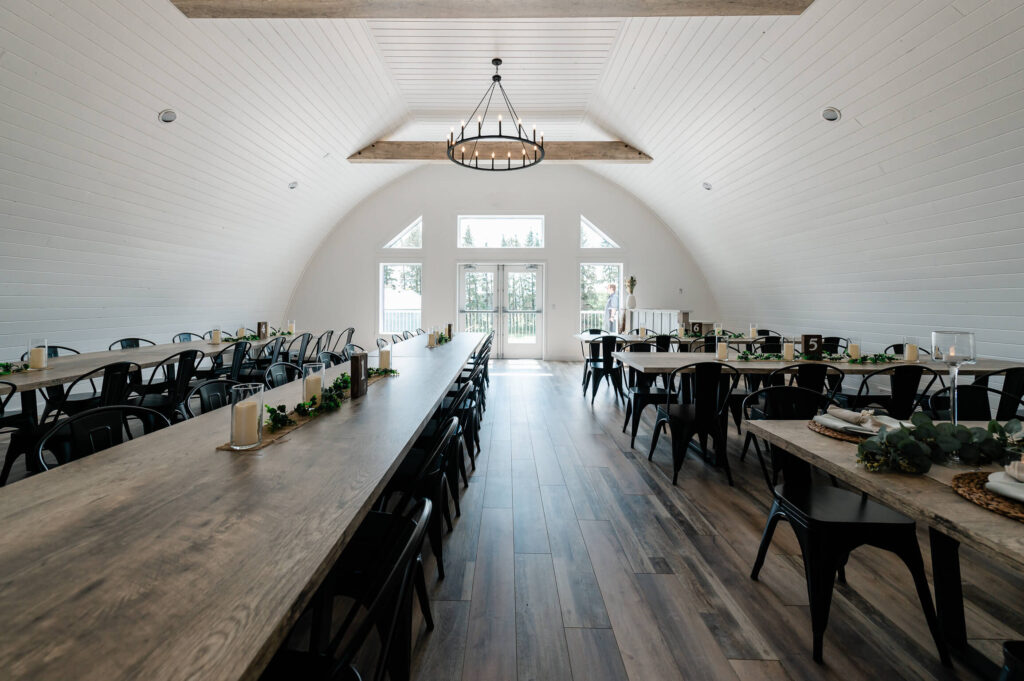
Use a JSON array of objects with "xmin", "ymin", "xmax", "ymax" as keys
[
  {"xmin": 457, "ymin": 214, "xmax": 546, "ymax": 249},
  {"xmin": 378, "ymin": 261, "xmax": 423, "ymax": 335},
  {"xmin": 382, "ymin": 216, "xmax": 423, "ymax": 250}
]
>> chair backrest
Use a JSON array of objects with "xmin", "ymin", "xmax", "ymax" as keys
[
  {"xmin": 376, "ymin": 338, "xmax": 389, "ymax": 350},
  {"xmin": 391, "ymin": 334, "xmax": 403, "ymax": 344},
  {"xmin": 972, "ymin": 368, "xmax": 1024, "ymax": 420},
  {"xmin": 928, "ymin": 384, "xmax": 1024, "ymax": 422},
  {"xmin": 854, "ymin": 364, "xmax": 940, "ymax": 419},
  {"xmin": 285, "ymin": 333, "xmax": 313, "ymax": 366},
  {"xmin": 36, "ymin": 406, "xmax": 171, "ymax": 471},
  {"xmin": 653, "ymin": 335, "xmax": 673, "ymax": 352},
  {"xmin": 585, "ymin": 328, "xmax": 602, "ymax": 334},
  {"xmin": 109, "ymin": 338, "xmax": 155, "ymax": 350},
  {"xmin": 264, "ymin": 362, "xmax": 301, "ymax": 389},
  {"xmin": 255, "ymin": 336, "xmax": 284, "ymax": 365},
  {"xmin": 46, "ymin": 361, "xmax": 143, "ymax": 423},
  {"xmin": 757, "ymin": 329, "xmax": 782, "ymax": 337},
  {"xmin": 667, "ymin": 362, "xmax": 739, "ymax": 421},
  {"xmin": 766, "ymin": 363, "xmax": 845, "ymax": 401},
  {"xmin": 403, "ymin": 330, "xmax": 414, "ymax": 340},
  {"xmin": 821, "ymin": 336, "xmax": 849, "ymax": 354},
  {"xmin": 318, "ymin": 351, "xmax": 345, "ymax": 368},
  {"xmin": 753, "ymin": 335, "xmax": 783, "ymax": 354},
  {"xmin": 313, "ymin": 330, "xmax": 334, "ymax": 357},
  {"xmin": 884, "ymin": 343, "xmax": 933, "ymax": 357},
  {"xmin": 328, "ymin": 498, "xmax": 433, "ymax": 681},
  {"xmin": 172, "ymin": 332, "xmax": 203, "ymax": 343},
  {"xmin": 416, "ymin": 328, "xmax": 426, "ymax": 335},
  {"xmin": 599, "ymin": 334, "xmax": 621, "ymax": 362},
  {"xmin": 183, "ymin": 379, "xmax": 240, "ymax": 418},
  {"xmin": 340, "ymin": 344, "xmax": 366, "ymax": 364}
]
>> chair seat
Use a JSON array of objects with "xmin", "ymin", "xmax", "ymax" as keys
[
  {"xmin": 776, "ymin": 484, "xmax": 913, "ymax": 527},
  {"xmin": 657, "ymin": 403, "xmax": 695, "ymax": 420}
]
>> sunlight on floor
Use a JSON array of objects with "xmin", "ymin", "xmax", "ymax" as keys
[{"xmin": 488, "ymin": 359, "xmax": 551, "ymax": 377}]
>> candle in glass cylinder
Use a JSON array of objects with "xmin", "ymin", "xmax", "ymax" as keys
[
  {"xmin": 639, "ymin": 327, "xmax": 647, "ymax": 336},
  {"xmin": 783, "ymin": 342, "xmax": 795, "ymax": 361},
  {"xmin": 749, "ymin": 324, "xmax": 758, "ymax": 339},
  {"xmin": 212, "ymin": 329, "xmax": 222, "ymax": 344},
  {"xmin": 233, "ymin": 400, "xmax": 260, "ymax": 447},
  {"xmin": 288, "ymin": 320, "xmax": 296, "ymax": 334},
  {"xmin": 716, "ymin": 341, "xmax": 729, "ymax": 361},
  {"xmin": 303, "ymin": 373, "xmax": 322, "ymax": 404},
  {"xmin": 677, "ymin": 326, "xmax": 685, "ymax": 337},
  {"xmin": 28, "ymin": 346, "xmax": 46, "ymax": 369},
  {"xmin": 379, "ymin": 349, "xmax": 391, "ymax": 370},
  {"xmin": 236, "ymin": 326, "xmax": 246, "ymax": 338},
  {"xmin": 906, "ymin": 344, "xmax": 919, "ymax": 362},
  {"xmin": 428, "ymin": 333, "xmax": 437, "ymax": 348},
  {"xmin": 848, "ymin": 343, "xmax": 861, "ymax": 359}
]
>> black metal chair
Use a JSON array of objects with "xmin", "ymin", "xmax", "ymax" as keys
[
  {"xmin": 402, "ymin": 330, "xmax": 414, "ymax": 340},
  {"xmin": 132, "ymin": 350, "xmax": 203, "ymax": 419},
  {"xmin": 843, "ymin": 365, "xmax": 942, "ymax": 418},
  {"xmin": 312, "ymin": 330, "xmax": 334, "ymax": 361},
  {"xmin": 318, "ymin": 351, "xmax": 345, "ymax": 368},
  {"xmin": 39, "ymin": 361, "xmax": 143, "ymax": 425},
  {"xmin": 648, "ymin": 362, "xmax": 740, "ymax": 485},
  {"xmin": 35, "ymin": 405, "xmax": 171, "ymax": 472},
  {"xmin": 756, "ymin": 329, "xmax": 783, "ymax": 337},
  {"xmin": 620, "ymin": 341, "xmax": 671, "ymax": 449},
  {"xmin": 172, "ymin": 332, "xmax": 203, "ymax": 343},
  {"xmin": 927, "ymin": 385, "xmax": 1024, "ymax": 421},
  {"xmin": 376, "ymin": 338, "xmax": 389, "ymax": 350},
  {"xmin": 263, "ymin": 499, "xmax": 433, "ymax": 681},
  {"xmin": 884, "ymin": 343, "xmax": 932, "ymax": 358},
  {"xmin": 416, "ymin": 328, "xmax": 426, "ymax": 335},
  {"xmin": 0, "ymin": 381, "xmax": 33, "ymax": 487},
  {"xmin": 391, "ymin": 334, "xmax": 403, "ymax": 344},
  {"xmin": 20, "ymin": 345, "xmax": 100, "ymax": 414},
  {"xmin": 264, "ymin": 362, "xmax": 301, "ymax": 389},
  {"xmin": 752, "ymin": 335, "xmax": 783, "ymax": 354},
  {"xmin": 579, "ymin": 327, "xmax": 603, "ymax": 387},
  {"xmin": 109, "ymin": 337, "xmax": 155, "ymax": 350},
  {"xmin": 331, "ymin": 327, "xmax": 356, "ymax": 353},
  {"xmin": 284, "ymin": 333, "xmax": 313, "ymax": 368},
  {"xmin": 822, "ymin": 337, "xmax": 850, "ymax": 354},
  {"xmin": 199, "ymin": 340, "xmax": 252, "ymax": 382},
  {"xmin": 583, "ymin": 335, "xmax": 624, "ymax": 405},
  {"xmin": 339, "ymin": 344, "xmax": 366, "ymax": 364},
  {"xmin": 972, "ymin": 368, "xmax": 1024, "ymax": 420},
  {"xmin": 746, "ymin": 385, "xmax": 949, "ymax": 666},
  {"xmin": 182, "ymin": 379, "xmax": 239, "ymax": 418}
]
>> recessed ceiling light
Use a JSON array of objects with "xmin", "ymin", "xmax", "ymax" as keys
[
  {"xmin": 158, "ymin": 109, "xmax": 177, "ymax": 123},
  {"xmin": 288, "ymin": 181, "xmax": 298, "ymax": 189},
  {"xmin": 822, "ymin": 107, "xmax": 841, "ymax": 122},
  {"xmin": 702, "ymin": 182, "xmax": 712, "ymax": 191}
]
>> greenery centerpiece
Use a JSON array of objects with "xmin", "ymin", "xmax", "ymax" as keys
[
  {"xmin": 736, "ymin": 351, "xmax": 785, "ymax": 361},
  {"xmin": 857, "ymin": 413, "xmax": 1023, "ymax": 474},
  {"xmin": 0, "ymin": 361, "xmax": 28, "ymax": 377},
  {"xmin": 848, "ymin": 352, "xmax": 898, "ymax": 364}
]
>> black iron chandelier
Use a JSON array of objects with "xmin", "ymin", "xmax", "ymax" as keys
[{"xmin": 447, "ymin": 58, "xmax": 544, "ymax": 171}]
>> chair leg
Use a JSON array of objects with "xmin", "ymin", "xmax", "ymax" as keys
[
  {"xmin": 591, "ymin": 369, "xmax": 602, "ymax": 405},
  {"xmin": 582, "ymin": 367, "xmax": 592, "ymax": 397},
  {"xmin": 670, "ymin": 422, "xmax": 695, "ymax": 485},
  {"xmin": 622, "ymin": 399, "xmax": 633, "ymax": 433},
  {"xmin": 439, "ymin": 477, "xmax": 453, "ymax": 533},
  {"xmin": 804, "ymin": 543, "xmax": 842, "ymax": 664},
  {"xmin": 630, "ymin": 399, "xmax": 645, "ymax": 449},
  {"xmin": 414, "ymin": 556, "xmax": 435, "ymax": 631},
  {"xmin": 891, "ymin": 536, "xmax": 952, "ymax": 667},
  {"xmin": 751, "ymin": 501, "xmax": 783, "ymax": 580},
  {"xmin": 740, "ymin": 431, "xmax": 754, "ymax": 462},
  {"xmin": 428, "ymin": 510, "xmax": 445, "ymax": 580},
  {"xmin": 648, "ymin": 418, "xmax": 665, "ymax": 460}
]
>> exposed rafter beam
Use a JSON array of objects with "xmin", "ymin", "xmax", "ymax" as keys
[
  {"xmin": 170, "ymin": 0, "xmax": 812, "ymax": 19},
  {"xmin": 347, "ymin": 141, "xmax": 653, "ymax": 164}
]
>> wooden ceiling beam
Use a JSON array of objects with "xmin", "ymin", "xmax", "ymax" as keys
[
  {"xmin": 347, "ymin": 141, "xmax": 652, "ymax": 164},
  {"xmin": 170, "ymin": 0, "xmax": 812, "ymax": 19}
]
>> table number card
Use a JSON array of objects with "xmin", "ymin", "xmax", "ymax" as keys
[
  {"xmin": 801, "ymin": 334, "xmax": 823, "ymax": 360},
  {"xmin": 350, "ymin": 352, "xmax": 368, "ymax": 398},
  {"xmin": 446, "ymin": 323, "xmax": 454, "ymax": 338},
  {"xmin": 690, "ymin": 321, "xmax": 703, "ymax": 336},
  {"xmin": 257, "ymin": 321, "xmax": 269, "ymax": 340}
]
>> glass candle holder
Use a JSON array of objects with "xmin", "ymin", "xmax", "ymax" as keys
[
  {"xmin": 932, "ymin": 331, "xmax": 976, "ymax": 431},
  {"xmin": 379, "ymin": 347, "xmax": 391, "ymax": 370},
  {"xmin": 903, "ymin": 335, "xmax": 919, "ymax": 362},
  {"xmin": 716, "ymin": 337, "xmax": 729, "ymax": 360},
  {"xmin": 302, "ymin": 362, "xmax": 325, "ymax": 405},
  {"xmin": 848, "ymin": 337, "xmax": 862, "ymax": 360},
  {"xmin": 211, "ymin": 327, "xmax": 222, "ymax": 345},
  {"xmin": 749, "ymin": 322, "xmax": 759, "ymax": 339},
  {"xmin": 713, "ymin": 322, "xmax": 723, "ymax": 336},
  {"xmin": 230, "ymin": 384, "xmax": 264, "ymax": 450},
  {"xmin": 236, "ymin": 324, "xmax": 246, "ymax": 339},
  {"xmin": 28, "ymin": 338, "xmax": 48, "ymax": 369},
  {"xmin": 287, "ymin": 320, "xmax": 296, "ymax": 334},
  {"xmin": 783, "ymin": 339, "xmax": 795, "ymax": 361}
]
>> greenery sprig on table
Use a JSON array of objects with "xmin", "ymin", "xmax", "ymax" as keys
[
  {"xmin": 265, "ymin": 404, "xmax": 297, "ymax": 432},
  {"xmin": 269, "ymin": 330, "xmax": 294, "ymax": 337},
  {"xmin": 435, "ymin": 332, "xmax": 451, "ymax": 346},
  {"xmin": 856, "ymin": 413, "xmax": 1024, "ymax": 474},
  {"xmin": 295, "ymin": 374, "xmax": 350, "ymax": 418},
  {"xmin": 736, "ymin": 351, "xmax": 785, "ymax": 361},
  {"xmin": 0, "ymin": 361, "xmax": 28, "ymax": 376},
  {"xmin": 227, "ymin": 334, "xmax": 260, "ymax": 343},
  {"xmin": 368, "ymin": 367, "xmax": 399, "ymax": 377},
  {"xmin": 848, "ymin": 353, "xmax": 897, "ymax": 364}
]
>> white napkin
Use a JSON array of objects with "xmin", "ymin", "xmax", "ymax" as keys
[
  {"xmin": 986, "ymin": 471, "xmax": 1024, "ymax": 504},
  {"xmin": 813, "ymin": 406, "xmax": 907, "ymax": 435}
]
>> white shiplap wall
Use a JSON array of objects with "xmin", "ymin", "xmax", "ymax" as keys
[
  {"xmin": 3, "ymin": 0, "xmax": 1022, "ymax": 361},
  {"xmin": 0, "ymin": 0, "xmax": 409, "ymax": 358}
]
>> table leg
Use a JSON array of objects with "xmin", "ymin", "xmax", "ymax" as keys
[{"xmin": 929, "ymin": 527, "xmax": 1000, "ymax": 678}]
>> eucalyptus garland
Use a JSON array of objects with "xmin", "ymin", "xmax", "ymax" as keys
[
  {"xmin": 264, "ymin": 404, "xmax": 296, "ymax": 433},
  {"xmin": 856, "ymin": 412, "xmax": 1023, "ymax": 474},
  {"xmin": 0, "ymin": 361, "xmax": 28, "ymax": 376},
  {"xmin": 847, "ymin": 353, "xmax": 898, "ymax": 364},
  {"xmin": 736, "ymin": 351, "xmax": 785, "ymax": 361},
  {"xmin": 368, "ymin": 367, "xmax": 399, "ymax": 377},
  {"xmin": 436, "ymin": 332, "xmax": 451, "ymax": 346}
]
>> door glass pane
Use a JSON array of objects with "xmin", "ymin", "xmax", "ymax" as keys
[
  {"xmin": 506, "ymin": 271, "xmax": 537, "ymax": 344},
  {"xmin": 462, "ymin": 270, "xmax": 496, "ymax": 334}
]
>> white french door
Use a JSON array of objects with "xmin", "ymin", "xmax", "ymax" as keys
[{"xmin": 458, "ymin": 263, "xmax": 543, "ymax": 358}]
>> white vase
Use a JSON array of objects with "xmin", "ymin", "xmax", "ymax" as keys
[{"xmin": 626, "ymin": 294, "xmax": 637, "ymax": 309}]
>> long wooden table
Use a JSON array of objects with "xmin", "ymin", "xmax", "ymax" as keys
[
  {"xmin": 746, "ymin": 419, "xmax": 1021, "ymax": 678},
  {"xmin": 613, "ymin": 351, "xmax": 1021, "ymax": 375},
  {"xmin": 0, "ymin": 332, "xmax": 484, "ymax": 681}
]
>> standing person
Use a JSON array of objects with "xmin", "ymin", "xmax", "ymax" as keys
[{"xmin": 605, "ymin": 283, "xmax": 619, "ymax": 332}]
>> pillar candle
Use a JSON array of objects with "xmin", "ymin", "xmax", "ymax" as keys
[
  {"xmin": 716, "ymin": 342, "xmax": 729, "ymax": 361},
  {"xmin": 783, "ymin": 342, "xmax": 795, "ymax": 361},
  {"xmin": 288, "ymin": 321, "xmax": 296, "ymax": 334},
  {"xmin": 749, "ymin": 325, "xmax": 758, "ymax": 339},
  {"xmin": 848, "ymin": 343, "xmax": 861, "ymax": 359},
  {"xmin": 236, "ymin": 327, "xmax": 246, "ymax": 338},
  {"xmin": 906, "ymin": 344, "xmax": 919, "ymax": 362},
  {"xmin": 212, "ymin": 329, "xmax": 222, "ymax": 344},
  {"xmin": 28, "ymin": 347, "xmax": 46, "ymax": 369},
  {"xmin": 379, "ymin": 349, "xmax": 391, "ymax": 370},
  {"xmin": 639, "ymin": 327, "xmax": 647, "ymax": 336},
  {"xmin": 303, "ymin": 374, "xmax": 322, "ymax": 404},
  {"xmin": 678, "ymin": 326, "xmax": 685, "ymax": 337},
  {"xmin": 428, "ymin": 333, "xmax": 437, "ymax": 348},
  {"xmin": 233, "ymin": 400, "xmax": 260, "ymax": 447}
]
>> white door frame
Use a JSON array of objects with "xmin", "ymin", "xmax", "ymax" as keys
[{"xmin": 457, "ymin": 262, "xmax": 545, "ymax": 359}]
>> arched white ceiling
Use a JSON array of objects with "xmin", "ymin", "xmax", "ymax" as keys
[{"xmin": 2, "ymin": 0, "xmax": 1022, "ymax": 358}]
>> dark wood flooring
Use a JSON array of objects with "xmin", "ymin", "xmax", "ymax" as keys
[{"xmin": 411, "ymin": 359, "xmax": 1023, "ymax": 681}]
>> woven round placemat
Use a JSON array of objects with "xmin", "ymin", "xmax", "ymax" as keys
[
  {"xmin": 807, "ymin": 420, "xmax": 868, "ymax": 443},
  {"xmin": 952, "ymin": 472, "xmax": 1024, "ymax": 524}
]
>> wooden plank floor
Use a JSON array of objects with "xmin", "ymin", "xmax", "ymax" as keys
[{"xmin": 412, "ymin": 359, "xmax": 1023, "ymax": 681}]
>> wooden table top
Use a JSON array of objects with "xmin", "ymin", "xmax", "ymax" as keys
[
  {"xmin": 612, "ymin": 351, "xmax": 1021, "ymax": 376},
  {"xmin": 0, "ymin": 332, "xmax": 318, "ymax": 393},
  {"xmin": 0, "ymin": 332, "xmax": 484, "ymax": 681},
  {"xmin": 745, "ymin": 419, "xmax": 1024, "ymax": 572}
]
